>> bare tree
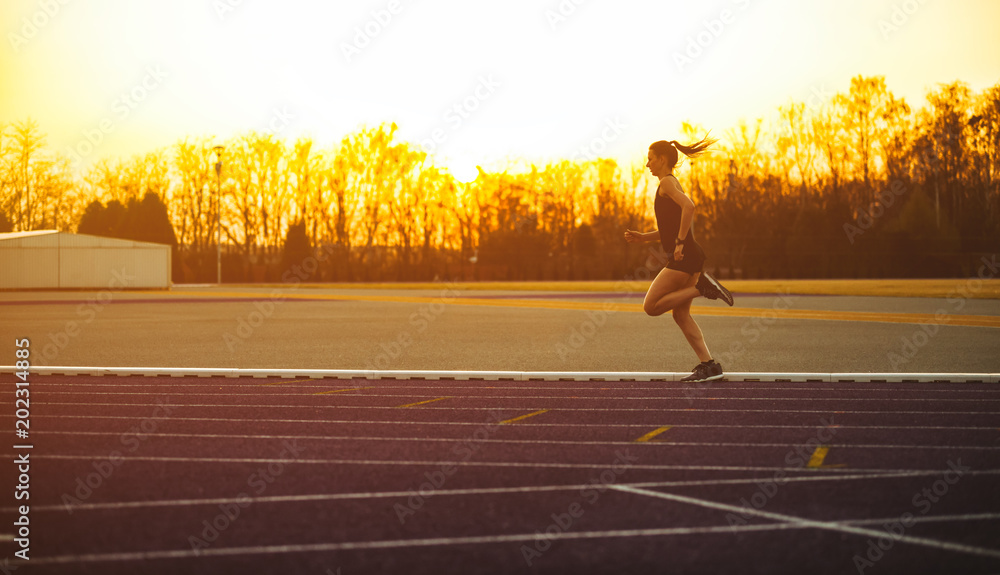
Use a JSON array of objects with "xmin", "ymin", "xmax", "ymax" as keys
[{"xmin": 7, "ymin": 119, "xmax": 46, "ymax": 230}]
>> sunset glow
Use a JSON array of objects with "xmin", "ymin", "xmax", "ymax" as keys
[{"xmin": 3, "ymin": 0, "xmax": 998, "ymax": 173}]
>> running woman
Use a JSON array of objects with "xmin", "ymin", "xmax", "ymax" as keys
[{"xmin": 624, "ymin": 137, "xmax": 734, "ymax": 383}]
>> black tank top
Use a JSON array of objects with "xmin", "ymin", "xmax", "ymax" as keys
[{"xmin": 654, "ymin": 176, "xmax": 695, "ymax": 252}]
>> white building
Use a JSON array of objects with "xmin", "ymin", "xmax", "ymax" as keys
[{"xmin": 0, "ymin": 230, "xmax": 172, "ymax": 290}]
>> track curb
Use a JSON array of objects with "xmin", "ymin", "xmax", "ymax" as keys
[{"xmin": 2, "ymin": 366, "xmax": 997, "ymax": 383}]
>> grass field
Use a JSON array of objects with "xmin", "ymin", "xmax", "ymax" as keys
[{"xmin": 238, "ymin": 279, "xmax": 1000, "ymax": 299}]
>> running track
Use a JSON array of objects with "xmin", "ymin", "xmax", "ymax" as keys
[{"xmin": 2, "ymin": 373, "xmax": 1000, "ymax": 574}]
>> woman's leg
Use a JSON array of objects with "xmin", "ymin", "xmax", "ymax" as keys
[
  {"xmin": 672, "ymin": 272, "xmax": 713, "ymax": 362},
  {"xmin": 643, "ymin": 267, "xmax": 701, "ymax": 317}
]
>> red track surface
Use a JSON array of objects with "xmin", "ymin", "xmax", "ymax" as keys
[{"xmin": 2, "ymin": 375, "xmax": 1000, "ymax": 574}]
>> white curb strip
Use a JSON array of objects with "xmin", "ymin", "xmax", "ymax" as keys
[{"xmin": 1, "ymin": 366, "xmax": 997, "ymax": 383}]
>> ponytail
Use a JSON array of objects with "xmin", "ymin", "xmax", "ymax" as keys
[
  {"xmin": 672, "ymin": 134, "xmax": 717, "ymax": 159},
  {"xmin": 650, "ymin": 133, "xmax": 718, "ymax": 169}
]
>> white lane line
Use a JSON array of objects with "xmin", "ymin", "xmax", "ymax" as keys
[
  {"xmin": 14, "ymin": 400, "xmax": 999, "ymax": 415},
  {"xmin": 12, "ymin": 472, "xmax": 1000, "ymax": 514},
  {"xmin": 846, "ymin": 512, "xmax": 1000, "ymax": 526},
  {"xmin": 11, "ymin": 413, "xmax": 999, "ymax": 431},
  {"xmin": 20, "ymin": 509, "xmax": 1000, "ymax": 566},
  {"xmin": 10, "ymin": 523, "xmax": 816, "ymax": 565},
  {"xmin": 6, "ymin": 453, "xmax": 998, "ymax": 478},
  {"xmin": 4, "ymin": 390, "xmax": 996, "ymax": 402},
  {"xmin": 31, "ymin": 430, "xmax": 1000, "ymax": 451},
  {"xmin": 611, "ymin": 485, "xmax": 1000, "ymax": 561},
  {"xmin": 0, "ymin": 453, "xmax": 898, "ymax": 474}
]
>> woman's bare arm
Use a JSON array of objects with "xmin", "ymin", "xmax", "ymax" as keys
[{"xmin": 624, "ymin": 229, "xmax": 659, "ymax": 243}]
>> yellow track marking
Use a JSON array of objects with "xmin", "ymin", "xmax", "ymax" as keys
[
  {"xmin": 313, "ymin": 386, "xmax": 375, "ymax": 395},
  {"xmin": 396, "ymin": 397, "xmax": 450, "ymax": 408},
  {"xmin": 173, "ymin": 278, "xmax": 1000, "ymax": 298},
  {"xmin": 635, "ymin": 426, "xmax": 673, "ymax": 442},
  {"xmin": 260, "ymin": 378, "xmax": 315, "ymax": 386},
  {"xmin": 805, "ymin": 446, "xmax": 845, "ymax": 469},
  {"xmin": 806, "ymin": 446, "xmax": 829, "ymax": 468},
  {"xmin": 499, "ymin": 409, "xmax": 550, "ymax": 425},
  {"xmin": 175, "ymin": 290, "xmax": 1000, "ymax": 329}
]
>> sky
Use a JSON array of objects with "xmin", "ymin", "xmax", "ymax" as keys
[{"xmin": 2, "ymin": 0, "xmax": 999, "ymax": 182}]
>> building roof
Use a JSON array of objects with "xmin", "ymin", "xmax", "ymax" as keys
[
  {"xmin": 0, "ymin": 230, "xmax": 171, "ymax": 248},
  {"xmin": 0, "ymin": 230, "xmax": 60, "ymax": 240}
]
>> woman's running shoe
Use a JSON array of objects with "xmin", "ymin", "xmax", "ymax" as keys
[
  {"xmin": 696, "ymin": 272, "xmax": 734, "ymax": 306},
  {"xmin": 680, "ymin": 360, "xmax": 724, "ymax": 382}
]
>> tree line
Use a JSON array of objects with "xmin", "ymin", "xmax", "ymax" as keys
[{"xmin": 1, "ymin": 75, "xmax": 997, "ymax": 282}]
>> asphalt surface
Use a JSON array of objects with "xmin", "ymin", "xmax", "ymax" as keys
[
  {"xmin": 2, "ymin": 374, "xmax": 999, "ymax": 574},
  {"xmin": 1, "ymin": 285, "xmax": 999, "ymax": 373}
]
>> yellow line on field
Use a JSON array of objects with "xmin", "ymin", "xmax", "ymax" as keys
[
  {"xmin": 681, "ymin": 306, "xmax": 1000, "ymax": 328},
  {"xmin": 176, "ymin": 291, "xmax": 1000, "ymax": 329},
  {"xmin": 313, "ymin": 386, "xmax": 375, "ymax": 395},
  {"xmin": 182, "ymin": 290, "xmax": 627, "ymax": 311},
  {"xmin": 499, "ymin": 409, "xmax": 550, "ymax": 425},
  {"xmin": 174, "ymin": 278, "xmax": 1000, "ymax": 298},
  {"xmin": 634, "ymin": 426, "xmax": 673, "ymax": 442},
  {"xmin": 397, "ymin": 397, "xmax": 450, "ymax": 408}
]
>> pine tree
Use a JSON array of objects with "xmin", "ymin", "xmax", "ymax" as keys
[{"xmin": 77, "ymin": 201, "xmax": 108, "ymax": 236}]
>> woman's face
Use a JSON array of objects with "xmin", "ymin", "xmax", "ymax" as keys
[{"xmin": 646, "ymin": 150, "xmax": 667, "ymax": 178}]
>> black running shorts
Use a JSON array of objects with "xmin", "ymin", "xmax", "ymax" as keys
[{"xmin": 664, "ymin": 240, "xmax": 706, "ymax": 275}]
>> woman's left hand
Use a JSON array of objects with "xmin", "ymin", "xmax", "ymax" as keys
[{"xmin": 673, "ymin": 244, "xmax": 684, "ymax": 261}]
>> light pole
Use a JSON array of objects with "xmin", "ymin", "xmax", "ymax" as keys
[{"xmin": 212, "ymin": 146, "xmax": 224, "ymax": 285}]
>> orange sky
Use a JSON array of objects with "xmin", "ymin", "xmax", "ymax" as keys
[{"xmin": 2, "ymin": 0, "xmax": 999, "ymax": 180}]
